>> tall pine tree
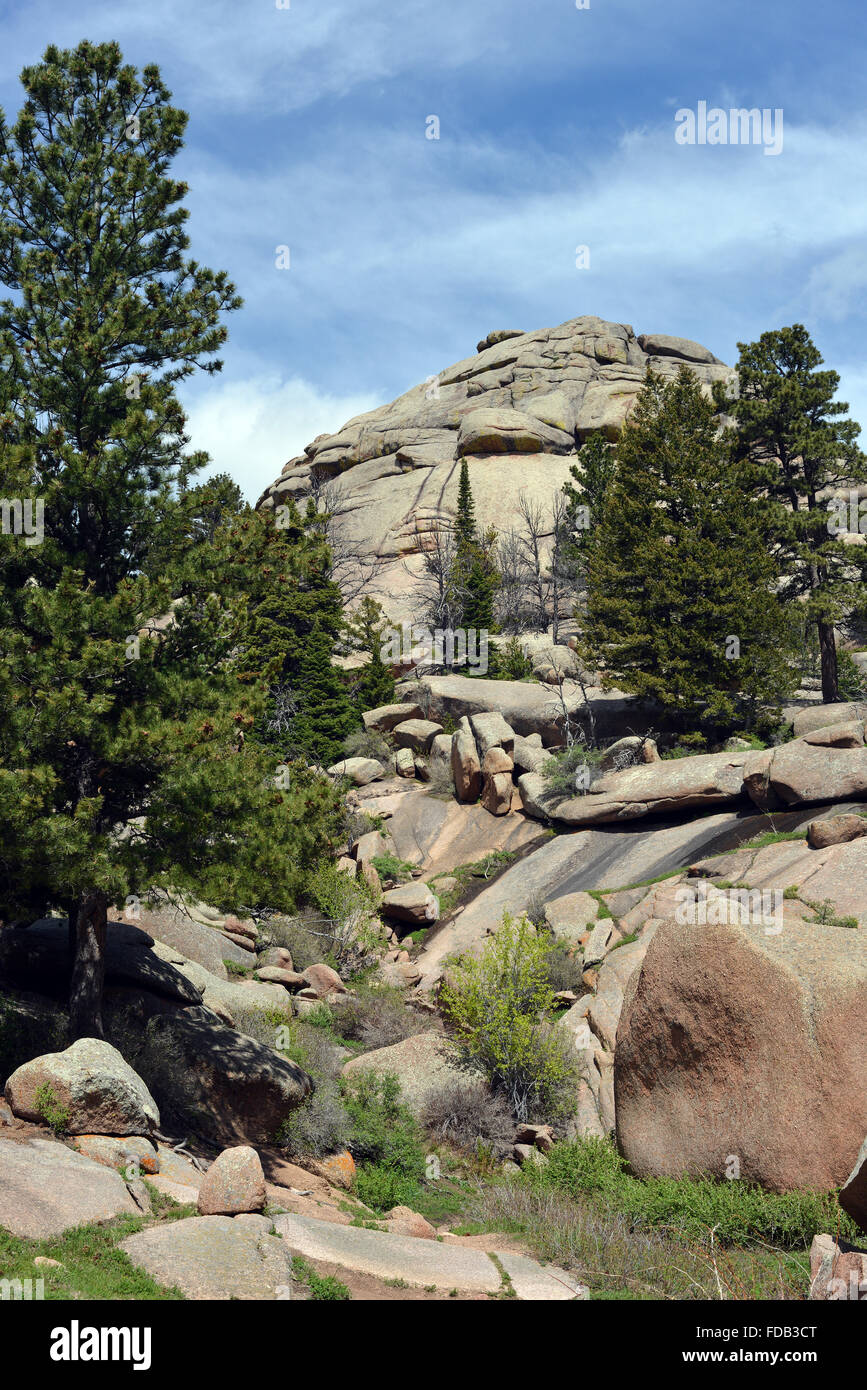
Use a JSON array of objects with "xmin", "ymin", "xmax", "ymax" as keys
[
  {"xmin": 0, "ymin": 42, "xmax": 342, "ymax": 1037},
  {"xmin": 452, "ymin": 458, "xmax": 498, "ymax": 635},
  {"xmin": 720, "ymin": 325, "xmax": 867, "ymax": 703},
  {"xmin": 579, "ymin": 368, "xmax": 797, "ymax": 734}
]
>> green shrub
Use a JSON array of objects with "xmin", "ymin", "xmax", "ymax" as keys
[
  {"xmin": 353, "ymin": 1163, "xmax": 423, "ymax": 1212},
  {"xmin": 661, "ymin": 732, "xmax": 708, "ymax": 759},
  {"xmin": 495, "ymin": 637, "xmax": 534, "ymax": 681},
  {"xmin": 342, "ymin": 1071, "xmax": 426, "ymax": 1212},
  {"xmin": 370, "ymin": 853, "xmax": 415, "ymax": 882},
  {"xmin": 34, "ymin": 1083, "xmax": 70, "ymax": 1135},
  {"xmin": 805, "ymin": 897, "xmax": 859, "ymax": 930},
  {"xmin": 440, "ymin": 912, "xmax": 578, "ymax": 1122}
]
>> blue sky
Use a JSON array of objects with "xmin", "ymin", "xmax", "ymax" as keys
[{"xmin": 2, "ymin": 0, "xmax": 866, "ymax": 499}]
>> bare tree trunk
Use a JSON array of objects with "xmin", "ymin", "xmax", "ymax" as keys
[
  {"xmin": 818, "ymin": 620, "xmax": 839, "ymax": 704},
  {"xmin": 69, "ymin": 889, "xmax": 108, "ymax": 1040}
]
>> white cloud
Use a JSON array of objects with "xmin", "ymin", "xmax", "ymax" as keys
[{"xmin": 181, "ymin": 373, "xmax": 381, "ymax": 501}]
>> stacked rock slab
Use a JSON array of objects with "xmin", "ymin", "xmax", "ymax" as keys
[{"xmin": 256, "ymin": 317, "xmax": 732, "ymax": 623}]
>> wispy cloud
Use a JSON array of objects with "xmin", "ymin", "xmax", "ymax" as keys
[{"xmin": 183, "ymin": 373, "xmax": 380, "ymax": 500}]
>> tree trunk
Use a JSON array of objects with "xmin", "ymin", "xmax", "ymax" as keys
[
  {"xmin": 818, "ymin": 620, "xmax": 839, "ymax": 704},
  {"xmin": 69, "ymin": 890, "xmax": 107, "ymax": 1040}
]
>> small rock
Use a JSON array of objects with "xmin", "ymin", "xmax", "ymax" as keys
[
  {"xmin": 482, "ymin": 746, "xmax": 514, "ymax": 776},
  {"xmin": 809, "ymin": 1232, "xmax": 867, "ymax": 1300},
  {"xmin": 515, "ymin": 1123, "xmax": 555, "ymax": 1153},
  {"xmin": 258, "ymin": 947, "xmax": 294, "ymax": 971},
  {"xmin": 224, "ymin": 915, "xmax": 258, "ymax": 942},
  {"xmin": 481, "ymin": 770, "xmax": 513, "ymax": 816},
  {"xmin": 393, "ymin": 718, "xmax": 444, "ymax": 753},
  {"xmin": 384, "ymin": 1205, "xmax": 437, "ymax": 1239},
  {"xmin": 381, "ymin": 881, "xmax": 439, "ymax": 926},
  {"xmin": 327, "ymin": 756, "xmax": 387, "ymax": 786}
]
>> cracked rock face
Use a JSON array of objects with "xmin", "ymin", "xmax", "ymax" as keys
[{"xmin": 256, "ymin": 315, "xmax": 733, "ymax": 622}]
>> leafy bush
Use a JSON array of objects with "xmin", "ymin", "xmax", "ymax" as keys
[
  {"xmin": 421, "ymin": 1079, "xmax": 514, "ymax": 1157},
  {"xmin": 370, "ymin": 853, "xmax": 415, "ymax": 882},
  {"xmin": 342, "ymin": 1071, "xmax": 426, "ymax": 1212},
  {"xmin": 660, "ymin": 731, "xmax": 708, "ymax": 760},
  {"xmin": 34, "ymin": 1083, "xmax": 70, "ymax": 1135},
  {"xmin": 440, "ymin": 912, "xmax": 578, "ymax": 1122},
  {"xmin": 805, "ymin": 897, "xmax": 859, "ymax": 930},
  {"xmin": 494, "ymin": 637, "xmax": 534, "ymax": 681}
]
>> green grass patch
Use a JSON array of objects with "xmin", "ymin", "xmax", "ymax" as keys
[
  {"xmin": 740, "ymin": 828, "xmax": 808, "ymax": 850},
  {"xmin": 291, "ymin": 1255, "xmax": 352, "ymax": 1300},
  {"xmin": 225, "ymin": 960, "xmax": 254, "ymax": 978},
  {"xmin": 371, "ymin": 853, "xmax": 416, "ymax": 882},
  {"xmin": 0, "ymin": 1212, "xmax": 188, "ymax": 1301},
  {"xmin": 523, "ymin": 1136, "xmax": 855, "ymax": 1248},
  {"xmin": 432, "ymin": 850, "xmax": 518, "ymax": 915},
  {"xmin": 466, "ymin": 1136, "xmax": 853, "ymax": 1300}
]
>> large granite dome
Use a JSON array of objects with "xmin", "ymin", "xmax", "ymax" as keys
[{"xmin": 256, "ymin": 315, "xmax": 734, "ymax": 622}]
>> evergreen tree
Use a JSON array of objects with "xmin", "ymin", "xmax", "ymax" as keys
[
  {"xmin": 720, "ymin": 325, "xmax": 867, "ymax": 703},
  {"xmin": 562, "ymin": 431, "xmax": 617, "ymax": 588},
  {"xmin": 454, "ymin": 457, "xmax": 477, "ymax": 552},
  {"xmin": 0, "ymin": 43, "xmax": 342, "ymax": 1038},
  {"xmin": 343, "ymin": 597, "xmax": 396, "ymax": 713},
  {"xmin": 290, "ymin": 621, "xmax": 358, "ymax": 765},
  {"xmin": 451, "ymin": 459, "xmax": 499, "ymax": 636},
  {"xmin": 210, "ymin": 499, "xmax": 355, "ymax": 761},
  {"xmin": 579, "ymin": 368, "xmax": 797, "ymax": 733}
]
